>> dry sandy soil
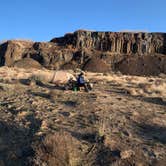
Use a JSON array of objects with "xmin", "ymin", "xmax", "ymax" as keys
[{"xmin": 0, "ymin": 67, "xmax": 166, "ymax": 166}]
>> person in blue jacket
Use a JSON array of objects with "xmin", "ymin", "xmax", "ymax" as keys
[{"xmin": 77, "ymin": 72, "xmax": 89, "ymax": 91}]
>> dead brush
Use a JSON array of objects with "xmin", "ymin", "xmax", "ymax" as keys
[
  {"xmin": 125, "ymin": 76, "xmax": 135, "ymax": 82},
  {"xmin": 138, "ymin": 80, "xmax": 166, "ymax": 96},
  {"xmin": 125, "ymin": 87, "xmax": 139, "ymax": 96},
  {"xmin": 29, "ymin": 75, "xmax": 44, "ymax": 86},
  {"xmin": 33, "ymin": 131, "xmax": 81, "ymax": 166},
  {"xmin": 138, "ymin": 83, "xmax": 152, "ymax": 94},
  {"xmin": 96, "ymin": 109, "xmax": 109, "ymax": 143}
]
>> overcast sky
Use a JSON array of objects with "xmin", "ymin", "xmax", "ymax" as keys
[{"xmin": 0, "ymin": 0, "xmax": 165, "ymax": 41}]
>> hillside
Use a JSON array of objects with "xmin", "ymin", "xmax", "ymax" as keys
[
  {"xmin": 0, "ymin": 30, "xmax": 166, "ymax": 75},
  {"xmin": 0, "ymin": 67, "xmax": 165, "ymax": 165}
]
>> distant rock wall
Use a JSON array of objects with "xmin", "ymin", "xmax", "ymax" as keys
[
  {"xmin": 51, "ymin": 30, "xmax": 166, "ymax": 55},
  {"xmin": 0, "ymin": 30, "xmax": 166, "ymax": 75}
]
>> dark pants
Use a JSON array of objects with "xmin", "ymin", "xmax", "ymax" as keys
[{"xmin": 77, "ymin": 83, "xmax": 89, "ymax": 92}]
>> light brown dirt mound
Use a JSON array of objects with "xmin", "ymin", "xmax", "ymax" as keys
[
  {"xmin": 83, "ymin": 58, "xmax": 110, "ymax": 73},
  {"xmin": 13, "ymin": 58, "xmax": 43, "ymax": 69}
]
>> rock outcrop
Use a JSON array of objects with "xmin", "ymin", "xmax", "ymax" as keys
[
  {"xmin": 0, "ymin": 40, "xmax": 74, "ymax": 69},
  {"xmin": 0, "ymin": 30, "xmax": 166, "ymax": 75},
  {"xmin": 51, "ymin": 30, "xmax": 166, "ymax": 55},
  {"xmin": 13, "ymin": 58, "xmax": 43, "ymax": 69}
]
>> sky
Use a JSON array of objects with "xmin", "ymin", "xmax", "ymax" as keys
[{"xmin": 0, "ymin": 0, "xmax": 165, "ymax": 41}]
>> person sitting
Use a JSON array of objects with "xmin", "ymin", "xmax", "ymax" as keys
[{"xmin": 77, "ymin": 72, "xmax": 89, "ymax": 91}]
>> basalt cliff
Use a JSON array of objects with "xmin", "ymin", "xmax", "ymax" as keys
[{"xmin": 0, "ymin": 30, "xmax": 166, "ymax": 75}]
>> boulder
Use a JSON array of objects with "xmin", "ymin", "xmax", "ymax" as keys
[
  {"xmin": 83, "ymin": 58, "xmax": 110, "ymax": 73},
  {"xmin": 13, "ymin": 58, "xmax": 42, "ymax": 69}
]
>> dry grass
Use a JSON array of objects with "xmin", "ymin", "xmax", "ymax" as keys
[
  {"xmin": 138, "ymin": 80, "xmax": 166, "ymax": 96},
  {"xmin": 0, "ymin": 67, "xmax": 165, "ymax": 98},
  {"xmin": 0, "ymin": 67, "xmax": 75, "ymax": 85},
  {"xmin": 40, "ymin": 120, "xmax": 49, "ymax": 130},
  {"xmin": 33, "ymin": 131, "xmax": 81, "ymax": 166},
  {"xmin": 125, "ymin": 88, "xmax": 140, "ymax": 96},
  {"xmin": 86, "ymin": 72, "xmax": 166, "ymax": 98}
]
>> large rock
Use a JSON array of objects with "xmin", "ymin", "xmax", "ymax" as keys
[
  {"xmin": 0, "ymin": 40, "xmax": 74, "ymax": 69},
  {"xmin": 83, "ymin": 57, "xmax": 110, "ymax": 73},
  {"xmin": 0, "ymin": 30, "xmax": 166, "ymax": 75},
  {"xmin": 0, "ymin": 40, "xmax": 33, "ymax": 66},
  {"xmin": 13, "ymin": 58, "xmax": 43, "ymax": 69}
]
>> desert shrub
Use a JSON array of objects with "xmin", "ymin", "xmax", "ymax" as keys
[
  {"xmin": 29, "ymin": 75, "xmax": 42, "ymax": 82},
  {"xmin": 29, "ymin": 75, "xmax": 44, "ymax": 86},
  {"xmin": 138, "ymin": 83, "xmax": 152, "ymax": 93},
  {"xmin": 125, "ymin": 88, "xmax": 138, "ymax": 96},
  {"xmin": 33, "ymin": 131, "xmax": 81, "ymax": 166}
]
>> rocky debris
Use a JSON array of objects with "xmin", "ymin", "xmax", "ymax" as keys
[{"xmin": 0, "ymin": 30, "xmax": 166, "ymax": 75}]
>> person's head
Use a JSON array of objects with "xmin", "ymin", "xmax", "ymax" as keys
[{"xmin": 80, "ymin": 71, "xmax": 85, "ymax": 76}]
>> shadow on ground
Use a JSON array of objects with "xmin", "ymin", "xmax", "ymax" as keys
[
  {"xmin": 31, "ymin": 91, "xmax": 51, "ymax": 100},
  {"xmin": 134, "ymin": 122, "xmax": 166, "ymax": 144},
  {"xmin": 140, "ymin": 97, "xmax": 166, "ymax": 106},
  {"xmin": 65, "ymin": 129, "xmax": 122, "ymax": 165},
  {"xmin": 107, "ymin": 84, "xmax": 166, "ymax": 106},
  {"xmin": 19, "ymin": 78, "xmax": 64, "ymax": 90},
  {"xmin": 0, "ymin": 115, "xmax": 41, "ymax": 166}
]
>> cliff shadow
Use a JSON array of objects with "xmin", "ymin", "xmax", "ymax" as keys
[
  {"xmin": 163, "ymin": 34, "xmax": 166, "ymax": 54},
  {"xmin": 0, "ymin": 42, "xmax": 7, "ymax": 66}
]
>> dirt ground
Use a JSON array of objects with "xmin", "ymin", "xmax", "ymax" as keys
[{"xmin": 0, "ymin": 67, "xmax": 166, "ymax": 166}]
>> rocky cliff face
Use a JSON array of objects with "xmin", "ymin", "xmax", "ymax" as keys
[
  {"xmin": 0, "ymin": 40, "xmax": 74, "ymax": 69},
  {"xmin": 51, "ymin": 30, "xmax": 166, "ymax": 55},
  {"xmin": 0, "ymin": 30, "xmax": 166, "ymax": 75}
]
